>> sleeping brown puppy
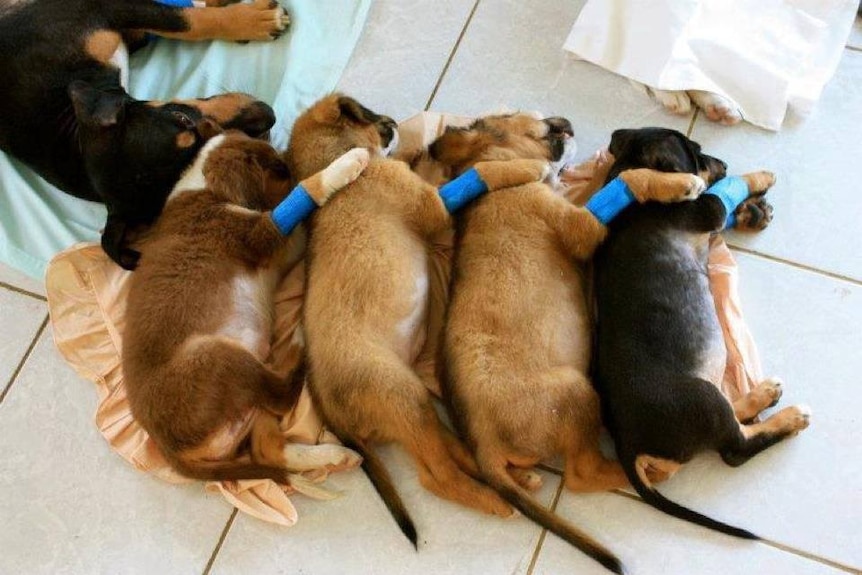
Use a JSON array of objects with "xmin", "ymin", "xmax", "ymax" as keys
[
  {"xmin": 287, "ymin": 95, "xmax": 555, "ymax": 546},
  {"xmin": 431, "ymin": 113, "xmax": 710, "ymax": 574},
  {"xmin": 122, "ymin": 129, "xmax": 368, "ymax": 485}
]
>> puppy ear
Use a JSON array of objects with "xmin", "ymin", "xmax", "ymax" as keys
[
  {"xmin": 196, "ymin": 118, "xmax": 223, "ymax": 142},
  {"xmin": 608, "ymin": 129, "xmax": 634, "ymax": 158},
  {"xmin": 69, "ymin": 81, "xmax": 126, "ymax": 128},
  {"xmin": 337, "ymin": 96, "xmax": 374, "ymax": 125}
]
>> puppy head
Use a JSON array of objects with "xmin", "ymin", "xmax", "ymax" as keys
[
  {"xmin": 201, "ymin": 132, "xmax": 293, "ymax": 210},
  {"xmin": 428, "ymin": 113, "xmax": 575, "ymax": 178},
  {"xmin": 69, "ymin": 82, "xmax": 276, "ymax": 219},
  {"xmin": 606, "ymin": 127, "xmax": 726, "ymax": 184},
  {"xmin": 286, "ymin": 94, "xmax": 397, "ymax": 179}
]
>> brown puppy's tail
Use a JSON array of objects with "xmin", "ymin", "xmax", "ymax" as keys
[
  {"xmin": 347, "ymin": 439, "xmax": 418, "ymax": 548},
  {"xmin": 168, "ymin": 455, "xmax": 290, "ymax": 484},
  {"xmin": 620, "ymin": 452, "xmax": 758, "ymax": 540},
  {"xmin": 482, "ymin": 465, "xmax": 624, "ymax": 574}
]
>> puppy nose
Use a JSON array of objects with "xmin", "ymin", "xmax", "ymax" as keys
[{"xmin": 544, "ymin": 117, "xmax": 574, "ymax": 138}]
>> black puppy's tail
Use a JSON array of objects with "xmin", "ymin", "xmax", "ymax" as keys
[
  {"xmin": 348, "ymin": 439, "xmax": 418, "ymax": 548},
  {"xmin": 621, "ymin": 453, "xmax": 758, "ymax": 540},
  {"xmin": 483, "ymin": 466, "xmax": 625, "ymax": 574}
]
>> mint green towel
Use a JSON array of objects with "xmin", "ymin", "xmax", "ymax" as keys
[{"xmin": 0, "ymin": 0, "xmax": 371, "ymax": 279}]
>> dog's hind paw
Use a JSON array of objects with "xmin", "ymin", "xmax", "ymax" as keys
[
  {"xmin": 734, "ymin": 196, "xmax": 774, "ymax": 231},
  {"xmin": 689, "ymin": 90, "xmax": 743, "ymax": 126},
  {"xmin": 774, "ymin": 404, "xmax": 812, "ymax": 436}
]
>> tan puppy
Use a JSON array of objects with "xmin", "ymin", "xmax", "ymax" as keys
[
  {"xmin": 288, "ymin": 95, "xmax": 552, "ymax": 545},
  {"xmin": 122, "ymin": 130, "xmax": 368, "ymax": 485},
  {"xmin": 433, "ymin": 114, "xmax": 707, "ymax": 574}
]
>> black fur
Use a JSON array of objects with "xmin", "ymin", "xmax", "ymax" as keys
[
  {"xmin": 593, "ymin": 128, "xmax": 781, "ymax": 539},
  {"xmin": 0, "ymin": 0, "xmax": 276, "ymax": 269}
]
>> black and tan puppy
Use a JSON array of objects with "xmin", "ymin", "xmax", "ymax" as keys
[
  {"xmin": 123, "ymin": 131, "xmax": 367, "ymax": 484},
  {"xmin": 593, "ymin": 127, "xmax": 811, "ymax": 538},
  {"xmin": 288, "ymin": 95, "xmax": 556, "ymax": 546},
  {"xmin": 0, "ymin": 0, "xmax": 287, "ymax": 268},
  {"xmin": 437, "ymin": 116, "xmax": 709, "ymax": 574}
]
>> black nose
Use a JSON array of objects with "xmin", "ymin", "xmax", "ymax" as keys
[
  {"xmin": 544, "ymin": 116, "xmax": 574, "ymax": 138},
  {"xmin": 224, "ymin": 101, "xmax": 276, "ymax": 138}
]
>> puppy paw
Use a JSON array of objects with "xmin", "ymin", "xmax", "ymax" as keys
[
  {"xmin": 689, "ymin": 90, "xmax": 743, "ymax": 126},
  {"xmin": 734, "ymin": 196, "xmax": 774, "ymax": 231},
  {"xmin": 651, "ymin": 88, "xmax": 693, "ymax": 115},
  {"xmin": 509, "ymin": 468, "xmax": 544, "ymax": 492},
  {"xmin": 284, "ymin": 443, "xmax": 363, "ymax": 473},
  {"xmin": 774, "ymin": 404, "xmax": 812, "ymax": 436},
  {"xmin": 318, "ymin": 147, "xmax": 370, "ymax": 199},
  {"xmin": 225, "ymin": 0, "xmax": 290, "ymax": 42},
  {"xmin": 756, "ymin": 377, "xmax": 784, "ymax": 409},
  {"xmin": 741, "ymin": 171, "xmax": 776, "ymax": 195},
  {"xmin": 473, "ymin": 158, "xmax": 550, "ymax": 191}
]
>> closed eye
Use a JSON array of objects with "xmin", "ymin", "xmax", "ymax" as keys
[{"xmin": 172, "ymin": 111, "xmax": 195, "ymax": 129}]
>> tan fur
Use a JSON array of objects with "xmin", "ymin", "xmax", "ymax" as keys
[
  {"xmin": 289, "ymin": 97, "xmax": 553, "ymax": 527},
  {"xmin": 434, "ymin": 114, "xmax": 714, "ymax": 564},
  {"xmin": 153, "ymin": 0, "xmax": 289, "ymax": 42},
  {"xmin": 122, "ymin": 132, "xmax": 364, "ymax": 483},
  {"xmin": 84, "ymin": 30, "xmax": 122, "ymax": 65}
]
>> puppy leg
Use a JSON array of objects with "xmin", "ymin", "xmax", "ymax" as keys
[
  {"xmin": 155, "ymin": 0, "xmax": 290, "ymax": 42},
  {"xmin": 539, "ymin": 196, "xmax": 608, "ymax": 261},
  {"xmin": 473, "ymin": 159, "xmax": 550, "ymax": 190},
  {"xmin": 618, "ymin": 169, "xmax": 706, "ymax": 203},
  {"xmin": 300, "ymin": 148, "xmax": 370, "ymax": 205},
  {"xmin": 733, "ymin": 377, "xmax": 783, "ymax": 423},
  {"xmin": 720, "ymin": 405, "xmax": 811, "ymax": 467}
]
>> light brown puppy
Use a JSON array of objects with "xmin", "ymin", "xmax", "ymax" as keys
[
  {"xmin": 288, "ymin": 95, "xmax": 552, "ymax": 546},
  {"xmin": 433, "ymin": 114, "xmax": 707, "ymax": 574},
  {"xmin": 122, "ymin": 131, "xmax": 368, "ymax": 485}
]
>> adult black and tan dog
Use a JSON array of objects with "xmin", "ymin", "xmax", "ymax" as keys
[
  {"xmin": 592, "ymin": 127, "xmax": 811, "ymax": 538},
  {"xmin": 0, "ymin": 0, "xmax": 288, "ymax": 268}
]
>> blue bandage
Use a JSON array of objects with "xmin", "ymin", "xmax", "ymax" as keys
[
  {"xmin": 585, "ymin": 177, "xmax": 636, "ymax": 224},
  {"xmin": 438, "ymin": 168, "xmax": 488, "ymax": 212},
  {"xmin": 155, "ymin": 0, "xmax": 194, "ymax": 7},
  {"xmin": 271, "ymin": 185, "xmax": 317, "ymax": 235},
  {"xmin": 705, "ymin": 176, "xmax": 749, "ymax": 229}
]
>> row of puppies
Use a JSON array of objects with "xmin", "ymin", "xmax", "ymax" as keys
[{"xmin": 122, "ymin": 95, "xmax": 809, "ymax": 574}]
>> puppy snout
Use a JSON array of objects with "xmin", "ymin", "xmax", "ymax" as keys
[{"xmin": 544, "ymin": 116, "xmax": 574, "ymax": 138}]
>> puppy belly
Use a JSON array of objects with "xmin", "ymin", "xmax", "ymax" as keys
[
  {"xmin": 217, "ymin": 271, "xmax": 277, "ymax": 359},
  {"xmin": 181, "ymin": 408, "xmax": 257, "ymax": 463},
  {"xmin": 392, "ymin": 268, "xmax": 430, "ymax": 363}
]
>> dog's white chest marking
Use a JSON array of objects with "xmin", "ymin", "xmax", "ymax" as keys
[
  {"xmin": 218, "ymin": 270, "xmax": 276, "ymax": 359},
  {"xmin": 167, "ymin": 134, "xmax": 227, "ymax": 202}
]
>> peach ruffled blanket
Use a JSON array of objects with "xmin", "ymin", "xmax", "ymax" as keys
[{"xmin": 44, "ymin": 112, "xmax": 763, "ymax": 526}]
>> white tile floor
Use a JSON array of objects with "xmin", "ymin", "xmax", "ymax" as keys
[{"xmin": 1, "ymin": 2, "xmax": 861, "ymax": 574}]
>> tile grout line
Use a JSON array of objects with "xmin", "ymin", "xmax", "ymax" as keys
[
  {"xmin": 846, "ymin": 45, "xmax": 862, "ymax": 53},
  {"xmin": 608, "ymin": 489, "xmax": 860, "ymax": 574},
  {"xmin": 201, "ymin": 508, "xmax": 238, "ymax": 575},
  {"xmin": 0, "ymin": 314, "xmax": 48, "ymax": 406},
  {"xmin": 423, "ymin": 0, "xmax": 481, "ymax": 111},
  {"xmin": 727, "ymin": 244, "xmax": 862, "ymax": 287},
  {"xmin": 525, "ymin": 478, "xmax": 565, "ymax": 575},
  {"xmin": 0, "ymin": 280, "xmax": 47, "ymax": 302},
  {"xmin": 685, "ymin": 107, "xmax": 700, "ymax": 137}
]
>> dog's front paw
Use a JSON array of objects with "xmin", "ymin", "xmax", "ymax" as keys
[
  {"xmin": 225, "ymin": 0, "xmax": 290, "ymax": 42},
  {"xmin": 321, "ymin": 147, "xmax": 370, "ymax": 197},
  {"xmin": 734, "ymin": 196, "xmax": 774, "ymax": 231},
  {"xmin": 656, "ymin": 173, "xmax": 706, "ymax": 202}
]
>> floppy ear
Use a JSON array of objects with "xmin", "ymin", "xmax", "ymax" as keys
[
  {"xmin": 608, "ymin": 129, "xmax": 634, "ymax": 158},
  {"xmin": 337, "ymin": 96, "xmax": 374, "ymax": 125},
  {"xmin": 68, "ymin": 80, "xmax": 126, "ymax": 128}
]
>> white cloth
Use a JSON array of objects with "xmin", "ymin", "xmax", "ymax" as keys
[{"xmin": 563, "ymin": 0, "xmax": 858, "ymax": 130}]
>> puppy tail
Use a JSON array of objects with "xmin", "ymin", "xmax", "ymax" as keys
[
  {"xmin": 621, "ymin": 453, "xmax": 758, "ymax": 540},
  {"xmin": 169, "ymin": 455, "xmax": 290, "ymax": 484},
  {"xmin": 483, "ymin": 467, "xmax": 624, "ymax": 575},
  {"xmin": 349, "ymin": 439, "xmax": 418, "ymax": 548}
]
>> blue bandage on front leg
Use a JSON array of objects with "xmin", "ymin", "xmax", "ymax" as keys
[
  {"xmin": 585, "ymin": 177, "xmax": 636, "ymax": 224},
  {"xmin": 271, "ymin": 185, "xmax": 317, "ymax": 235},
  {"xmin": 705, "ymin": 176, "xmax": 749, "ymax": 229},
  {"xmin": 438, "ymin": 168, "xmax": 488, "ymax": 212},
  {"xmin": 155, "ymin": 0, "xmax": 195, "ymax": 7}
]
